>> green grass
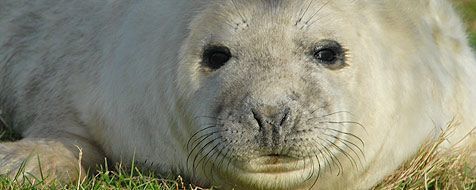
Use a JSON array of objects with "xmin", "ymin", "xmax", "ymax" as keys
[
  {"xmin": 454, "ymin": 0, "xmax": 476, "ymax": 47},
  {"xmin": 0, "ymin": 164, "xmax": 192, "ymax": 190},
  {"xmin": 0, "ymin": 127, "xmax": 21, "ymax": 142}
]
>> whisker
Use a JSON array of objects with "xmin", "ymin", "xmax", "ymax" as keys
[
  {"xmin": 308, "ymin": 153, "xmax": 321, "ymax": 190},
  {"xmin": 217, "ymin": 145, "xmax": 231, "ymax": 170},
  {"xmin": 319, "ymin": 135, "xmax": 358, "ymax": 170},
  {"xmin": 323, "ymin": 133, "xmax": 365, "ymax": 168},
  {"xmin": 196, "ymin": 137, "xmax": 222, "ymax": 180},
  {"xmin": 305, "ymin": 152, "xmax": 315, "ymax": 182},
  {"xmin": 316, "ymin": 153, "xmax": 322, "ymax": 180},
  {"xmin": 309, "ymin": 137, "xmax": 344, "ymax": 175},
  {"xmin": 301, "ymin": 152, "xmax": 308, "ymax": 179},
  {"xmin": 322, "ymin": 141, "xmax": 343, "ymax": 176},
  {"xmin": 296, "ymin": 0, "xmax": 314, "ymax": 25},
  {"xmin": 305, "ymin": 0, "xmax": 331, "ymax": 24},
  {"xmin": 307, "ymin": 13, "xmax": 331, "ymax": 28},
  {"xmin": 187, "ymin": 132, "xmax": 218, "ymax": 175},
  {"xmin": 187, "ymin": 127, "xmax": 223, "ymax": 150},
  {"xmin": 225, "ymin": 148, "xmax": 237, "ymax": 177},
  {"xmin": 188, "ymin": 125, "xmax": 219, "ymax": 143},
  {"xmin": 320, "ymin": 111, "xmax": 353, "ymax": 117},
  {"xmin": 308, "ymin": 138, "xmax": 335, "ymax": 174},
  {"xmin": 192, "ymin": 136, "xmax": 222, "ymax": 176},
  {"xmin": 208, "ymin": 141, "xmax": 232, "ymax": 182},
  {"xmin": 306, "ymin": 111, "xmax": 352, "ymax": 123},
  {"xmin": 319, "ymin": 121, "xmax": 367, "ymax": 133},
  {"xmin": 318, "ymin": 128, "xmax": 365, "ymax": 147}
]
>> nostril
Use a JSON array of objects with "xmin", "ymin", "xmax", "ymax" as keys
[
  {"xmin": 279, "ymin": 107, "xmax": 291, "ymax": 126},
  {"xmin": 252, "ymin": 109, "xmax": 265, "ymax": 129}
]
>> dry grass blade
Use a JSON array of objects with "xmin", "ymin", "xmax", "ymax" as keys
[{"xmin": 374, "ymin": 124, "xmax": 476, "ymax": 190}]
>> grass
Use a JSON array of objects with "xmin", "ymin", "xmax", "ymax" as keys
[
  {"xmin": 1, "ymin": 1, "xmax": 476, "ymax": 189},
  {"xmin": 454, "ymin": 0, "xmax": 476, "ymax": 47},
  {"xmin": 373, "ymin": 125, "xmax": 475, "ymax": 189},
  {"xmin": 0, "ymin": 162, "xmax": 198, "ymax": 190}
]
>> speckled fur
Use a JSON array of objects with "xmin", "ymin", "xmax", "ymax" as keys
[{"xmin": 0, "ymin": 0, "xmax": 475, "ymax": 189}]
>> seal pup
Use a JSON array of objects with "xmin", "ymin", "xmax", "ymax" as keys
[{"xmin": 0, "ymin": 0, "xmax": 475, "ymax": 189}]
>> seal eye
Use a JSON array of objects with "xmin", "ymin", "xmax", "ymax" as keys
[
  {"xmin": 203, "ymin": 46, "xmax": 231, "ymax": 70},
  {"xmin": 314, "ymin": 49, "xmax": 337, "ymax": 62},
  {"xmin": 312, "ymin": 40, "xmax": 345, "ymax": 68}
]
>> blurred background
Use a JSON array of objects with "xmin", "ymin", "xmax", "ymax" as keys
[{"xmin": 454, "ymin": 0, "xmax": 476, "ymax": 47}]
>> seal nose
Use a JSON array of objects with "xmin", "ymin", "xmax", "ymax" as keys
[
  {"xmin": 252, "ymin": 106, "xmax": 291, "ymax": 147},
  {"xmin": 252, "ymin": 106, "xmax": 291, "ymax": 129}
]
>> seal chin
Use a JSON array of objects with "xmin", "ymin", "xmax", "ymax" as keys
[
  {"xmin": 216, "ymin": 156, "xmax": 317, "ymax": 189},
  {"xmin": 238, "ymin": 155, "xmax": 306, "ymax": 174}
]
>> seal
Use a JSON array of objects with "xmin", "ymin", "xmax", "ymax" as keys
[{"xmin": 0, "ymin": 0, "xmax": 475, "ymax": 189}]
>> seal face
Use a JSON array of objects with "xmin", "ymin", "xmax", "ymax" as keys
[
  {"xmin": 181, "ymin": 2, "xmax": 360, "ymax": 188},
  {"xmin": 0, "ymin": 0, "xmax": 475, "ymax": 189}
]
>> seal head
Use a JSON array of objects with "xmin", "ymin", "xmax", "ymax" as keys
[{"xmin": 179, "ymin": 1, "xmax": 365, "ymax": 189}]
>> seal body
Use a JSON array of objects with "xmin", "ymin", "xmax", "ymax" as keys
[{"xmin": 0, "ymin": 0, "xmax": 475, "ymax": 189}]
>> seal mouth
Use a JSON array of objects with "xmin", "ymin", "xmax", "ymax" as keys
[{"xmin": 237, "ymin": 155, "xmax": 306, "ymax": 174}]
